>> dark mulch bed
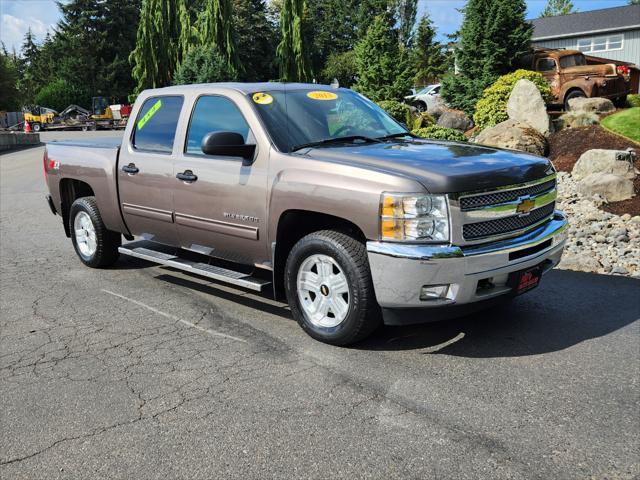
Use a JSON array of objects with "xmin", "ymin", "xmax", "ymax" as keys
[{"xmin": 548, "ymin": 125, "xmax": 640, "ymax": 216}]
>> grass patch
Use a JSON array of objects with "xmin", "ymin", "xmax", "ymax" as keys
[{"xmin": 601, "ymin": 108, "xmax": 640, "ymax": 143}]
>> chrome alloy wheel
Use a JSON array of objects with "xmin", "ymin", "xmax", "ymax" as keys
[
  {"xmin": 296, "ymin": 254, "xmax": 351, "ymax": 328},
  {"xmin": 74, "ymin": 211, "xmax": 97, "ymax": 258}
]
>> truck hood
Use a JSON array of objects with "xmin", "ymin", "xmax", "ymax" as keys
[{"xmin": 302, "ymin": 140, "xmax": 553, "ymax": 194}]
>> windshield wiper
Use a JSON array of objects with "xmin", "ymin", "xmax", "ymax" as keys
[
  {"xmin": 291, "ymin": 135, "xmax": 382, "ymax": 152},
  {"xmin": 376, "ymin": 132, "xmax": 417, "ymax": 141}
]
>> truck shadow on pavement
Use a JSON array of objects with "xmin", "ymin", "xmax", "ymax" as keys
[
  {"xmin": 359, "ymin": 270, "xmax": 640, "ymax": 357},
  {"xmin": 121, "ymin": 258, "xmax": 639, "ymax": 357}
]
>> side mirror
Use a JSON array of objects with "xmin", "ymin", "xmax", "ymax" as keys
[{"xmin": 201, "ymin": 131, "xmax": 256, "ymax": 164}]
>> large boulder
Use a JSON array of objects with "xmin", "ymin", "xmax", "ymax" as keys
[
  {"xmin": 577, "ymin": 173, "xmax": 635, "ymax": 202},
  {"xmin": 572, "ymin": 149, "xmax": 637, "ymax": 180},
  {"xmin": 473, "ymin": 119, "xmax": 547, "ymax": 156},
  {"xmin": 506, "ymin": 79, "xmax": 550, "ymax": 135},
  {"xmin": 568, "ymin": 97, "xmax": 615, "ymax": 114},
  {"xmin": 436, "ymin": 109, "xmax": 472, "ymax": 131}
]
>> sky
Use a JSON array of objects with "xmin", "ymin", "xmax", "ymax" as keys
[{"xmin": 0, "ymin": 0, "xmax": 634, "ymax": 54}]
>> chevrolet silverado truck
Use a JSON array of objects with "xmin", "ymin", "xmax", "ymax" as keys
[
  {"xmin": 521, "ymin": 49, "xmax": 633, "ymax": 110},
  {"xmin": 43, "ymin": 83, "xmax": 568, "ymax": 345}
]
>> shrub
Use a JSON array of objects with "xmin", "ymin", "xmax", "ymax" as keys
[
  {"xmin": 377, "ymin": 100, "xmax": 411, "ymax": 124},
  {"xmin": 173, "ymin": 46, "xmax": 237, "ymax": 85},
  {"xmin": 408, "ymin": 111, "xmax": 435, "ymax": 131},
  {"xmin": 558, "ymin": 112, "xmax": 599, "ymax": 130},
  {"xmin": 35, "ymin": 79, "xmax": 90, "ymax": 112},
  {"xmin": 473, "ymin": 70, "xmax": 552, "ymax": 131},
  {"xmin": 322, "ymin": 50, "xmax": 357, "ymax": 87},
  {"xmin": 627, "ymin": 94, "xmax": 640, "ymax": 108},
  {"xmin": 412, "ymin": 125, "xmax": 467, "ymax": 142}
]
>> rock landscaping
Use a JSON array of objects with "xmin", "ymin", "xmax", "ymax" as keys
[
  {"xmin": 556, "ymin": 171, "xmax": 640, "ymax": 278},
  {"xmin": 506, "ymin": 79, "xmax": 550, "ymax": 135},
  {"xmin": 568, "ymin": 97, "xmax": 616, "ymax": 115},
  {"xmin": 473, "ymin": 118, "xmax": 547, "ymax": 155}
]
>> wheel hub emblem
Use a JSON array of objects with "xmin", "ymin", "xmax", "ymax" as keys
[{"xmin": 320, "ymin": 284, "xmax": 330, "ymax": 296}]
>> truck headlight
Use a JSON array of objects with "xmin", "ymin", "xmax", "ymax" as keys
[{"xmin": 380, "ymin": 193, "xmax": 450, "ymax": 242}]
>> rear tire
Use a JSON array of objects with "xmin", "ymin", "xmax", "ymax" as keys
[
  {"xmin": 69, "ymin": 196, "xmax": 121, "ymax": 268},
  {"xmin": 564, "ymin": 90, "xmax": 586, "ymax": 111},
  {"xmin": 285, "ymin": 230, "xmax": 381, "ymax": 346}
]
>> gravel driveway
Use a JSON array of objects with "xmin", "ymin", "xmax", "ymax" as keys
[{"xmin": 1, "ymin": 132, "xmax": 639, "ymax": 479}]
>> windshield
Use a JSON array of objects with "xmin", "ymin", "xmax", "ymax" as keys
[
  {"xmin": 560, "ymin": 54, "xmax": 587, "ymax": 68},
  {"xmin": 249, "ymin": 88, "xmax": 408, "ymax": 152}
]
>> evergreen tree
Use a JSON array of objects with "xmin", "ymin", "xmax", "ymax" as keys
[
  {"xmin": 233, "ymin": 0, "xmax": 277, "ymax": 81},
  {"xmin": 354, "ymin": 0, "xmax": 391, "ymax": 38},
  {"xmin": 354, "ymin": 15, "xmax": 411, "ymax": 101},
  {"xmin": 201, "ymin": 0, "xmax": 238, "ymax": 71},
  {"xmin": 173, "ymin": 46, "xmax": 238, "ymax": 84},
  {"xmin": 410, "ymin": 14, "xmax": 449, "ymax": 85},
  {"xmin": 306, "ymin": 0, "xmax": 360, "ymax": 76},
  {"xmin": 540, "ymin": 0, "xmax": 576, "ymax": 17},
  {"xmin": 16, "ymin": 28, "xmax": 41, "ymax": 104},
  {"xmin": 440, "ymin": 0, "xmax": 532, "ymax": 115},
  {"xmin": 629, "ymin": 0, "xmax": 639, "ymax": 5},
  {"xmin": 0, "ymin": 44, "xmax": 21, "ymax": 111},
  {"xmin": 276, "ymin": 0, "xmax": 311, "ymax": 81},
  {"xmin": 130, "ymin": 0, "xmax": 188, "ymax": 93}
]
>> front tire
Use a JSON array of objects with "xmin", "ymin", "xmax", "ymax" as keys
[
  {"xmin": 564, "ymin": 90, "xmax": 586, "ymax": 111},
  {"xmin": 69, "ymin": 196, "xmax": 121, "ymax": 268},
  {"xmin": 285, "ymin": 230, "xmax": 381, "ymax": 346}
]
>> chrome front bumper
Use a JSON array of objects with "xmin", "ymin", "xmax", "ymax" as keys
[{"xmin": 367, "ymin": 211, "xmax": 568, "ymax": 318}]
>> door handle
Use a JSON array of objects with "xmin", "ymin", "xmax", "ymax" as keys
[
  {"xmin": 176, "ymin": 170, "xmax": 198, "ymax": 182},
  {"xmin": 122, "ymin": 163, "xmax": 139, "ymax": 174}
]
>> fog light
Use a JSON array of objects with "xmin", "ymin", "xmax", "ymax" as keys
[{"xmin": 420, "ymin": 284, "xmax": 451, "ymax": 301}]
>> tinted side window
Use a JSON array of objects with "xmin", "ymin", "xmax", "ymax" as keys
[
  {"xmin": 132, "ymin": 96, "xmax": 184, "ymax": 153},
  {"xmin": 537, "ymin": 58, "xmax": 557, "ymax": 72},
  {"xmin": 186, "ymin": 96, "xmax": 250, "ymax": 155}
]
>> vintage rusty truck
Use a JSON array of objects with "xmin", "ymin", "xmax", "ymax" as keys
[
  {"xmin": 43, "ymin": 83, "xmax": 568, "ymax": 345},
  {"xmin": 522, "ymin": 49, "xmax": 635, "ymax": 110}
]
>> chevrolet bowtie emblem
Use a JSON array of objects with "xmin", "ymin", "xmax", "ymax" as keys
[{"xmin": 516, "ymin": 198, "xmax": 535, "ymax": 214}]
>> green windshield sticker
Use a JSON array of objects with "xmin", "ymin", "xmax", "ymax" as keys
[{"xmin": 137, "ymin": 99, "xmax": 162, "ymax": 130}]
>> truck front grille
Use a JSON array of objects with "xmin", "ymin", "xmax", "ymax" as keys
[
  {"xmin": 462, "ymin": 202, "xmax": 555, "ymax": 240},
  {"xmin": 460, "ymin": 178, "xmax": 556, "ymax": 211}
]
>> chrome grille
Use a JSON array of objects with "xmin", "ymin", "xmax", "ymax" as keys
[
  {"xmin": 460, "ymin": 179, "xmax": 556, "ymax": 211},
  {"xmin": 463, "ymin": 202, "xmax": 555, "ymax": 240}
]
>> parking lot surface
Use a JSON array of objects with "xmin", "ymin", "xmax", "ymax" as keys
[{"xmin": 1, "ymin": 132, "xmax": 639, "ymax": 479}]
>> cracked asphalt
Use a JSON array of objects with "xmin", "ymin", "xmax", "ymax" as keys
[{"xmin": 1, "ymin": 132, "xmax": 639, "ymax": 479}]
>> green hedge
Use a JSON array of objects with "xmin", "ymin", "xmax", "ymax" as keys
[
  {"xmin": 627, "ymin": 94, "xmax": 640, "ymax": 108},
  {"xmin": 412, "ymin": 125, "xmax": 467, "ymax": 142},
  {"xmin": 473, "ymin": 70, "xmax": 552, "ymax": 131},
  {"xmin": 377, "ymin": 100, "xmax": 411, "ymax": 124}
]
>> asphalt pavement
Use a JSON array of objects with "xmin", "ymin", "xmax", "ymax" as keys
[{"xmin": 1, "ymin": 131, "xmax": 639, "ymax": 479}]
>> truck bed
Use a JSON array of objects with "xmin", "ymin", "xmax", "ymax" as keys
[
  {"xmin": 47, "ymin": 137, "xmax": 122, "ymax": 149},
  {"xmin": 45, "ymin": 136, "xmax": 128, "ymax": 235}
]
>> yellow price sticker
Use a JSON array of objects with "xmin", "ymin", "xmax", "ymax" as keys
[
  {"xmin": 307, "ymin": 91, "xmax": 338, "ymax": 101},
  {"xmin": 137, "ymin": 99, "xmax": 162, "ymax": 130},
  {"xmin": 252, "ymin": 92, "xmax": 273, "ymax": 105}
]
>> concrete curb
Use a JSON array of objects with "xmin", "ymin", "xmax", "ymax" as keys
[{"xmin": 0, "ymin": 132, "xmax": 41, "ymax": 152}]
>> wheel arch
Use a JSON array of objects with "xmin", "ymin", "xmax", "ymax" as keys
[
  {"xmin": 272, "ymin": 209, "xmax": 367, "ymax": 300},
  {"xmin": 59, "ymin": 178, "xmax": 96, "ymax": 237}
]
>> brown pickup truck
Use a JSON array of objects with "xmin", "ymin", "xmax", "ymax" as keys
[
  {"xmin": 43, "ymin": 83, "xmax": 568, "ymax": 345},
  {"xmin": 523, "ymin": 49, "xmax": 633, "ymax": 110}
]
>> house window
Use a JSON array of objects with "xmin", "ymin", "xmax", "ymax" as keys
[{"xmin": 577, "ymin": 34, "xmax": 624, "ymax": 53}]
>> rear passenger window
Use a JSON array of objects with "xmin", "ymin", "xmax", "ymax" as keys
[
  {"xmin": 132, "ymin": 96, "xmax": 184, "ymax": 153},
  {"xmin": 186, "ymin": 96, "xmax": 250, "ymax": 155}
]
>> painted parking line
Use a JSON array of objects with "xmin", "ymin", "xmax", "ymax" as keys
[{"xmin": 101, "ymin": 289, "xmax": 247, "ymax": 343}]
